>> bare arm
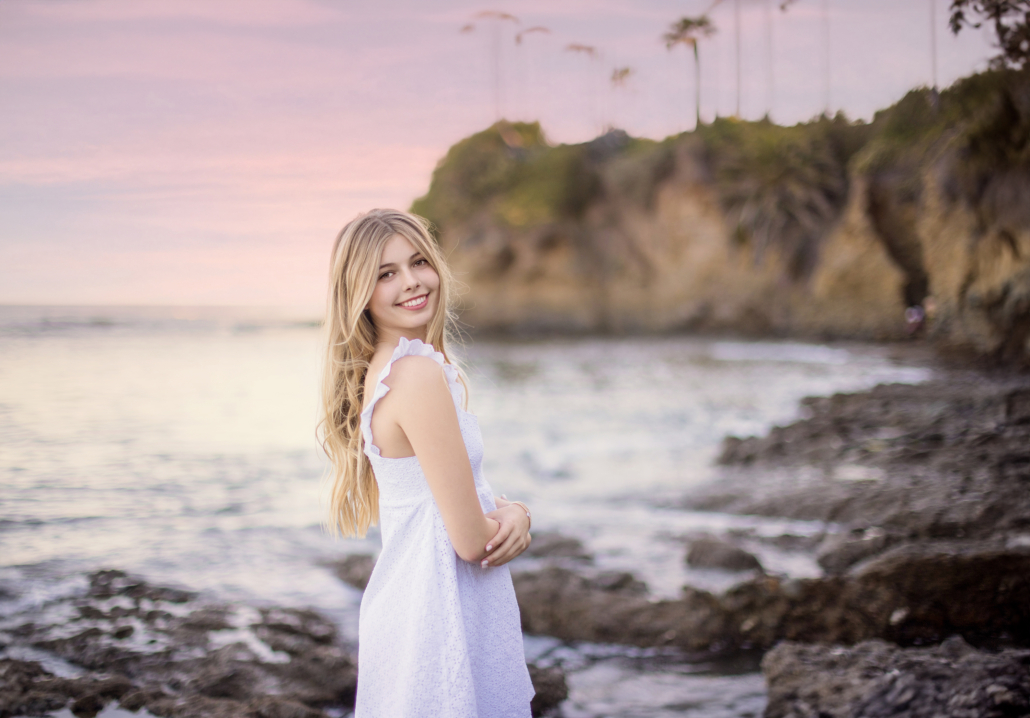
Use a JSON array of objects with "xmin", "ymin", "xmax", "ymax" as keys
[
  {"xmin": 483, "ymin": 501, "xmax": 532, "ymax": 567},
  {"xmin": 386, "ymin": 356, "xmax": 498, "ymax": 564}
]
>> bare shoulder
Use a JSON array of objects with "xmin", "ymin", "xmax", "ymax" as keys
[{"xmin": 382, "ymin": 355, "xmax": 449, "ymax": 396}]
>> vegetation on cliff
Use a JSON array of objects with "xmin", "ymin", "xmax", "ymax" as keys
[
  {"xmin": 414, "ymin": 69, "xmax": 1025, "ymax": 274},
  {"xmin": 411, "ymin": 68, "xmax": 1030, "ymax": 361}
]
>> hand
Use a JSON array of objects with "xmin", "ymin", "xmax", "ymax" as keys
[{"xmin": 481, "ymin": 502, "xmax": 531, "ymax": 568}]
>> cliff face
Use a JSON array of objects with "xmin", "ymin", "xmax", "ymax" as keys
[{"xmin": 413, "ymin": 70, "xmax": 1030, "ymax": 363}]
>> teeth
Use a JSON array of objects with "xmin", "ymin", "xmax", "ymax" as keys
[{"xmin": 401, "ymin": 295, "xmax": 426, "ymax": 307}]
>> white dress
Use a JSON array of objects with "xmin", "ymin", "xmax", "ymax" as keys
[{"xmin": 356, "ymin": 337, "xmax": 535, "ymax": 718}]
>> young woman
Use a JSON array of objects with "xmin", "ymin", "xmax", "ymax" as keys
[{"xmin": 319, "ymin": 208, "xmax": 536, "ymax": 717}]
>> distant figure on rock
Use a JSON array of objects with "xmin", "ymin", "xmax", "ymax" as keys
[
  {"xmin": 904, "ymin": 304, "xmax": 926, "ymax": 335},
  {"xmin": 318, "ymin": 209, "xmax": 536, "ymax": 717}
]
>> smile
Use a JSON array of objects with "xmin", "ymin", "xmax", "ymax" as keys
[{"xmin": 398, "ymin": 294, "xmax": 429, "ymax": 310}]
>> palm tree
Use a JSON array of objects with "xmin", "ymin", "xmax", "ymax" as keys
[
  {"xmin": 765, "ymin": 0, "xmax": 774, "ymax": 117},
  {"xmin": 609, "ymin": 67, "xmax": 634, "ymax": 129},
  {"xmin": 778, "ymin": 0, "xmax": 829, "ymax": 115},
  {"xmin": 565, "ymin": 43, "xmax": 602, "ymax": 132},
  {"xmin": 514, "ymin": 26, "xmax": 551, "ymax": 122},
  {"xmin": 929, "ymin": 0, "xmax": 939, "ymax": 93},
  {"xmin": 821, "ymin": 0, "xmax": 830, "ymax": 115},
  {"xmin": 663, "ymin": 16, "xmax": 716, "ymax": 127},
  {"xmin": 610, "ymin": 67, "xmax": 633, "ymax": 87},
  {"xmin": 462, "ymin": 11, "xmax": 521, "ymax": 121},
  {"xmin": 706, "ymin": 0, "xmax": 741, "ymax": 116}
]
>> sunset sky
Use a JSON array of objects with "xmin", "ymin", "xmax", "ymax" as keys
[{"xmin": 0, "ymin": 0, "xmax": 996, "ymax": 310}]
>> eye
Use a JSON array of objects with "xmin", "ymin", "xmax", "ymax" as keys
[
  {"xmin": 413, "ymin": 258, "xmax": 428, "ymax": 267},
  {"xmin": 378, "ymin": 271, "xmax": 394, "ymax": 280}
]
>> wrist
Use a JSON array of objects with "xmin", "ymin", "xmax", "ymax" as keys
[{"xmin": 509, "ymin": 500, "xmax": 531, "ymax": 530}]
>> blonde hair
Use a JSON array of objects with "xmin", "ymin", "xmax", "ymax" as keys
[{"xmin": 318, "ymin": 208, "xmax": 463, "ymax": 537}]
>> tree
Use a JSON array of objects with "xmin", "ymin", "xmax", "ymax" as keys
[
  {"xmin": 949, "ymin": 0, "xmax": 1030, "ymax": 69},
  {"xmin": 462, "ymin": 11, "xmax": 521, "ymax": 121},
  {"xmin": 565, "ymin": 44, "xmax": 605, "ymax": 133},
  {"xmin": 664, "ymin": 16, "xmax": 716, "ymax": 127},
  {"xmin": 514, "ymin": 26, "xmax": 552, "ymax": 122}
]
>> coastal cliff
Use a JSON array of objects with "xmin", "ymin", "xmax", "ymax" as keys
[{"xmin": 412, "ymin": 69, "xmax": 1030, "ymax": 363}]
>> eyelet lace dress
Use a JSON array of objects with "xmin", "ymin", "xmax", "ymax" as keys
[{"xmin": 356, "ymin": 337, "xmax": 535, "ymax": 718}]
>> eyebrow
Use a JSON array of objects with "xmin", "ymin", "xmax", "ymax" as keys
[{"xmin": 378, "ymin": 251, "xmax": 423, "ymax": 270}]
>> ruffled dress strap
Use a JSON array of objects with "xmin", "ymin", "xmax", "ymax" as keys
[{"xmin": 360, "ymin": 337, "xmax": 464, "ymax": 458}]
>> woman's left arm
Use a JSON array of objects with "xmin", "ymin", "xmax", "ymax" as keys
[{"xmin": 482, "ymin": 499, "xmax": 531, "ymax": 567}]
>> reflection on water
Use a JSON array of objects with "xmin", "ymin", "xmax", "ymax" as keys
[{"xmin": 0, "ymin": 306, "xmax": 933, "ymax": 717}]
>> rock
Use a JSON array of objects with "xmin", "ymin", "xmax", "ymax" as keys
[
  {"xmin": 851, "ymin": 540, "xmax": 1030, "ymax": 645},
  {"xmin": 70, "ymin": 692, "xmax": 106, "ymax": 717},
  {"xmin": 523, "ymin": 531, "xmax": 593, "ymax": 562},
  {"xmin": 686, "ymin": 537, "xmax": 763, "ymax": 572},
  {"xmin": 3, "ymin": 570, "xmax": 357, "ymax": 718},
  {"xmin": 762, "ymin": 638, "xmax": 1030, "ymax": 718},
  {"xmin": 328, "ymin": 554, "xmax": 376, "ymax": 591},
  {"xmin": 816, "ymin": 528, "xmax": 899, "ymax": 575},
  {"xmin": 528, "ymin": 664, "xmax": 568, "ymax": 717},
  {"xmin": 511, "ymin": 540, "xmax": 1030, "ymax": 652},
  {"xmin": 8, "ymin": 570, "xmax": 574, "ymax": 718},
  {"xmin": 0, "ymin": 660, "xmax": 138, "ymax": 718},
  {"xmin": 696, "ymin": 376, "xmax": 1030, "ymax": 550},
  {"xmin": 0, "ymin": 659, "xmax": 69, "ymax": 718},
  {"xmin": 512, "ymin": 567, "xmax": 701, "ymax": 648}
]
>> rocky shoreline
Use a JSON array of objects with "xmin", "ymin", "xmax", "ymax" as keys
[
  {"xmin": 4, "ymin": 370, "xmax": 1028, "ymax": 717},
  {"xmin": 0, "ymin": 569, "xmax": 567, "ymax": 718},
  {"xmin": 334, "ymin": 370, "xmax": 1030, "ymax": 716}
]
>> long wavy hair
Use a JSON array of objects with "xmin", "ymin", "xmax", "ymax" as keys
[{"xmin": 319, "ymin": 208, "xmax": 464, "ymax": 537}]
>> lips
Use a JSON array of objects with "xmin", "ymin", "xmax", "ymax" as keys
[{"xmin": 398, "ymin": 293, "xmax": 428, "ymax": 310}]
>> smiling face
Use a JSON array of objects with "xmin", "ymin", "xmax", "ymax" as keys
[{"xmin": 366, "ymin": 232, "xmax": 441, "ymax": 342}]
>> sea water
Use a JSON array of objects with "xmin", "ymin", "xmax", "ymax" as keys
[{"xmin": 0, "ymin": 305, "xmax": 933, "ymax": 717}]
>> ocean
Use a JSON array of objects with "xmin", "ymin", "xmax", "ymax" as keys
[{"xmin": 0, "ymin": 305, "xmax": 933, "ymax": 717}]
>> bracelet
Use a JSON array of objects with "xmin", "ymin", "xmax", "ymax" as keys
[{"xmin": 509, "ymin": 500, "xmax": 532, "ymax": 530}]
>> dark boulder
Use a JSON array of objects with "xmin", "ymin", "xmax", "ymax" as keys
[
  {"xmin": 327, "ymin": 554, "xmax": 376, "ymax": 591},
  {"xmin": 528, "ymin": 664, "xmax": 568, "ymax": 717},
  {"xmin": 510, "ymin": 541, "xmax": 1030, "ymax": 652},
  {"xmin": 686, "ymin": 537, "xmax": 763, "ymax": 572},
  {"xmin": 524, "ymin": 531, "xmax": 593, "ymax": 562},
  {"xmin": 763, "ymin": 638, "xmax": 1030, "ymax": 718}
]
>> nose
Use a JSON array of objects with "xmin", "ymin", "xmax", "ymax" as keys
[{"xmin": 401, "ymin": 266, "xmax": 420, "ymax": 291}]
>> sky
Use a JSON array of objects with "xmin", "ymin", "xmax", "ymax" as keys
[{"xmin": 0, "ymin": 0, "xmax": 997, "ymax": 310}]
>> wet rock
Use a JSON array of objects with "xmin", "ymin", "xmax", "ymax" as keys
[
  {"xmin": 816, "ymin": 527, "xmax": 900, "ymax": 575},
  {"xmin": 523, "ymin": 531, "xmax": 593, "ymax": 562},
  {"xmin": 3, "ymin": 570, "xmax": 357, "ymax": 718},
  {"xmin": 511, "ymin": 540, "xmax": 1030, "ymax": 652},
  {"xmin": 512, "ymin": 567, "xmax": 691, "ymax": 647},
  {"xmin": 328, "ymin": 554, "xmax": 376, "ymax": 591},
  {"xmin": 851, "ymin": 540, "xmax": 1030, "ymax": 645},
  {"xmin": 0, "ymin": 660, "xmax": 135, "ymax": 718},
  {"xmin": 70, "ymin": 692, "xmax": 106, "ymax": 717},
  {"xmin": 528, "ymin": 664, "xmax": 568, "ymax": 717},
  {"xmin": 686, "ymin": 537, "xmax": 763, "ymax": 572},
  {"xmin": 0, "ymin": 659, "xmax": 68, "ymax": 718},
  {"xmin": 10, "ymin": 570, "xmax": 573, "ymax": 718},
  {"xmin": 763, "ymin": 638, "xmax": 1030, "ymax": 718},
  {"xmin": 701, "ymin": 377, "xmax": 1030, "ymax": 548},
  {"xmin": 244, "ymin": 695, "xmax": 325, "ymax": 718}
]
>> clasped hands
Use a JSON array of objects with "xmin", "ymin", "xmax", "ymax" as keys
[{"xmin": 480, "ymin": 497, "xmax": 531, "ymax": 568}]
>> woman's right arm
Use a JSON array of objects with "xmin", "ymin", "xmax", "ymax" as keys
[{"xmin": 385, "ymin": 356, "xmax": 499, "ymax": 564}]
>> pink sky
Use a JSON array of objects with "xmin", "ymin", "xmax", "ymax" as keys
[{"xmin": 0, "ymin": 0, "xmax": 995, "ymax": 310}]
